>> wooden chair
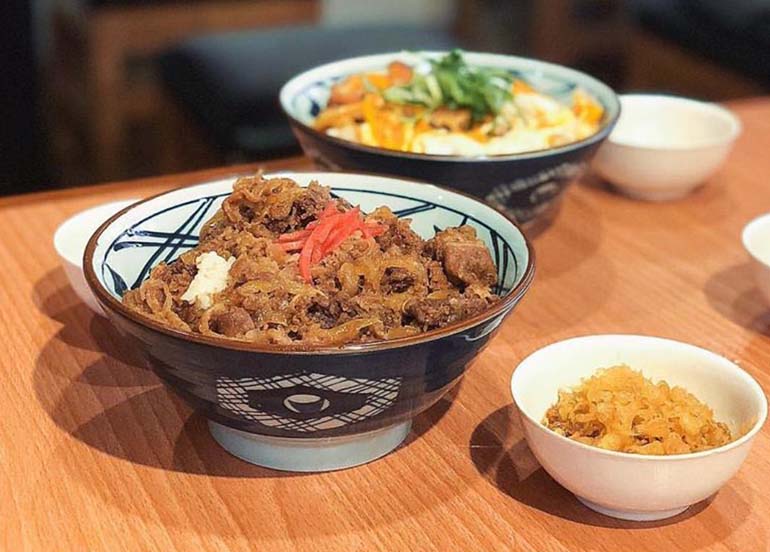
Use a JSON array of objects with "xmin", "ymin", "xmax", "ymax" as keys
[{"xmin": 45, "ymin": 0, "xmax": 319, "ymax": 184}]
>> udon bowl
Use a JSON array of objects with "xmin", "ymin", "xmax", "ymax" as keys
[
  {"xmin": 280, "ymin": 52, "xmax": 620, "ymax": 231},
  {"xmin": 85, "ymin": 171, "xmax": 534, "ymax": 472}
]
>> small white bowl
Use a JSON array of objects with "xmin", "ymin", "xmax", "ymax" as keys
[
  {"xmin": 743, "ymin": 213, "xmax": 770, "ymax": 307},
  {"xmin": 511, "ymin": 334, "xmax": 766, "ymax": 521},
  {"xmin": 592, "ymin": 95, "xmax": 741, "ymax": 201},
  {"xmin": 53, "ymin": 199, "xmax": 137, "ymax": 315}
]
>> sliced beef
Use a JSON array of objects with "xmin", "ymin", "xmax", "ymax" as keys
[
  {"xmin": 381, "ymin": 267, "xmax": 415, "ymax": 294},
  {"xmin": 370, "ymin": 207, "xmax": 423, "ymax": 255},
  {"xmin": 148, "ymin": 260, "xmax": 197, "ymax": 299},
  {"xmin": 222, "ymin": 175, "xmax": 332, "ymax": 234},
  {"xmin": 425, "ymin": 259, "xmax": 451, "ymax": 291},
  {"xmin": 443, "ymin": 241, "xmax": 497, "ymax": 287},
  {"xmin": 177, "ymin": 301, "xmax": 202, "ymax": 328},
  {"xmin": 406, "ymin": 297, "xmax": 455, "ymax": 329},
  {"xmin": 311, "ymin": 237, "xmax": 372, "ymax": 294},
  {"xmin": 307, "ymin": 301, "xmax": 340, "ymax": 329},
  {"xmin": 229, "ymin": 255, "xmax": 278, "ymax": 285},
  {"xmin": 292, "ymin": 181, "xmax": 331, "ymax": 226},
  {"xmin": 427, "ymin": 226, "xmax": 497, "ymax": 287},
  {"xmin": 376, "ymin": 221, "xmax": 422, "ymax": 255},
  {"xmin": 212, "ymin": 307, "xmax": 255, "ymax": 337},
  {"xmin": 263, "ymin": 181, "xmax": 330, "ymax": 234},
  {"xmin": 406, "ymin": 292, "xmax": 490, "ymax": 330}
]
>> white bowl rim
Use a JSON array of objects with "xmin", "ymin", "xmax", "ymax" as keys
[
  {"xmin": 511, "ymin": 333, "xmax": 768, "ymax": 461},
  {"xmin": 607, "ymin": 94, "xmax": 742, "ymax": 151},
  {"xmin": 279, "ymin": 50, "xmax": 621, "ymax": 163},
  {"xmin": 53, "ymin": 199, "xmax": 139, "ymax": 267},
  {"xmin": 742, "ymin": 212, "xmax": 770, "ymax": 268}
]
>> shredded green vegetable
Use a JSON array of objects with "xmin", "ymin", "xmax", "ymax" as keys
[{"xmin": 382, "ymin": 50, "xmax": 515, "ymax": 122}]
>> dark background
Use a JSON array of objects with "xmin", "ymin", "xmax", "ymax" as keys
[
  {"xmin": 2, "ymin": 2, "xmax": 48, "ymax": 190},
  {"xmin": 3, "ymin": 0, "xmax": 769, "ymax": 195}
]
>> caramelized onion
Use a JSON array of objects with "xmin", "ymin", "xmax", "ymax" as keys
[
  {"xmin": 386, "ymin": 326, "xmax": 422, "ymax": 339},
  {"xmin": 309, "ymin": 318, "xmax": 381, "ymax": 345},
  {"xmin": 238, "ymin": 280, "xmax": 277, "ymax": 295},
  {"xmin": 140, "ymin": 279, "xmax": 172, "ymax": 313},
  {"xmin": 198, "ymin": 304, "xmax": 228, "ymax": 336}
]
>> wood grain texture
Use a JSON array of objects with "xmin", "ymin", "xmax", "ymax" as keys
[{"xmin": 2, "ymin": 101, "xmax": 770, "ymax": 551}]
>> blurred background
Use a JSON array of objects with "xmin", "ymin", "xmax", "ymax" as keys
[{"xmin": 3, "ymin": 0, "xmax": 769, "ymax": 195}]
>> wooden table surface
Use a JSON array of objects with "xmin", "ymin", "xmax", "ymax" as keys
[{"xmin": 3, "ymin": 99, "xmax": 770, "ymax": 552}]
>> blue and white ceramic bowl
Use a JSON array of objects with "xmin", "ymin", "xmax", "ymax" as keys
[
  {"xmin": 84, "ymin": 172, "xmax": 534, "ymax": 472},
  {"xmin": 280, "ymin": 52, "xmax": 620, "ymax": 231}
]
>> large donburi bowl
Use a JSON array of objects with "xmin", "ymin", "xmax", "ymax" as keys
[{"xmin": 84, "ymin": 171, "xmax": 534, "ymax": 472}]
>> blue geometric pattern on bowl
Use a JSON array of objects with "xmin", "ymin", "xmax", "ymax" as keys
[
  {"xmin": 217, "ymin": 371, "xmax": 402, "ymax": 432},
  {"xmin": 94, "ymin": 173, "xmax": 528, "ymax": 301}
]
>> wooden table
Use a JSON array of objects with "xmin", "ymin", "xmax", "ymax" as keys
[{"xmin": 3, "ymin": 99, "xmax": 770, "ymax": 552}]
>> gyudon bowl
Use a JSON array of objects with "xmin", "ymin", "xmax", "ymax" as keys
[
  {"xmin": 85, "ymin": 172, "xmax": 534, "ymax": 472},
  {"xmin": 280, "ymin": 51, "xmax": 620, "ymax": 230}
]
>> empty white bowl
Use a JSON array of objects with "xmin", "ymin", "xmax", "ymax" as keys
[
  {"xmin": 511, "ymin": 334, "xmax": 766, "ymax": 521},
  {"xmin": 592, "ymin": 95, "xmax": 741, "ymax": 201},
  {"xmin": 53, "ymin": 199, "xmax": 137, "ymax": 315},
  {"xmin": 743, "ymin": 213, "xmax": 770, "ymax": 307}
]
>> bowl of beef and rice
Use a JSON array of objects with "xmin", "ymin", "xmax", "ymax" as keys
[{"xmin": 84, "ymin": 171, "xmax": 534, "ymax": 472}]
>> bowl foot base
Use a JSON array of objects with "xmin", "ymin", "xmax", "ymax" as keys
[
  {"xmin": 209, "ymin": 420, "xmax": 411, "ymax": 472},
  {"xmin": 576, "ymin": 496, "xmax": 689, "ymax": 521}
]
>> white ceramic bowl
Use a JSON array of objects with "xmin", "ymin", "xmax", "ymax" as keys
[
  {"xmin": 743, "ymin": 213, "xmax": 770, "ymax": 307},
  {"xmin": 511, "ymin": 334, "xmax": 766, "ymax": 521},
  {"xmin": 53, "ymin": 199, "xmax": 137, "ymax": 315},
  {"xmin": 592, "ymin": 95, "xmax": 742, "ymax": 201}
]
